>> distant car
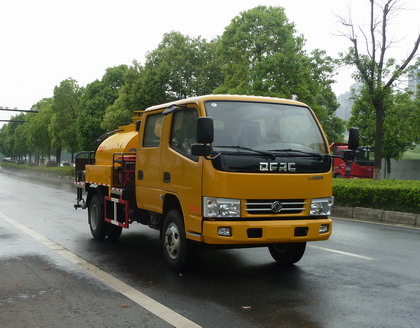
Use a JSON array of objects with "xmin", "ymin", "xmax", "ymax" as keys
[
  {"xmin": 45, "ymin": 161, "xmax": 58, "ymax": 167},
  {"xmin": 61, "ymin": 162, "xmax": 71, "ymax": 167}
]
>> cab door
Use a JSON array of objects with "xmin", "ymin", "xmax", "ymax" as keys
[
  {"xmin": 136, "ymin": 111, "xmax": 164, "ymax": 213},
  {"xmin": 161, "ymin": 105, "xmax": 203, "ymax": 236}
]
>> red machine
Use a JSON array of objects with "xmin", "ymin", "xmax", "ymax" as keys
[{"xmin": 330, "ymin": 142, "xmax": 374, "ymax": 179}]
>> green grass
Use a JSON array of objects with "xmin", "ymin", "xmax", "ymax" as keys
[
  {"xmin": 0, "ymin": 161, "xmax": 74, "ymax": 177},
  {"xmin": 401, "ymin": 145, "xmax": 420, "ymax": 160}
]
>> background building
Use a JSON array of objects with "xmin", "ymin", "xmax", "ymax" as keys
[{"xmin": 408, "ymin": 68, "xmax": 420, "ymax": 99}]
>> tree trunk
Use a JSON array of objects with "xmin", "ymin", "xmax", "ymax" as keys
[
  {"xmin": 386, "ymin": 155, "xmax": 391, "ymax": 179},
  {"xmin": 373, "ymin": 106, "xmax": 384, "ymax": 180},
  {"xmin": 56, "ymin": 147, "xmax": 61, "ymax": 165}
]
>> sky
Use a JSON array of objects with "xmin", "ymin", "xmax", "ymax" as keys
[{"xmin": 0, "ymin": 0, "xmax": 419, "ymax": 124}]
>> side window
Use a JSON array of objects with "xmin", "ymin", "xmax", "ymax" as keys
[
  {"xmin": 170, "ymin": 109, "xmax": 198, "ymax": 160},
  {"xmin": 143, "ymin": 113, "xmax": 163, "ymax": 147}
]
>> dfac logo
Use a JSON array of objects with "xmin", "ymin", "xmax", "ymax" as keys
[{"xmin": 259, "ymin": 162, "xmax": 296, "ymax": 172}]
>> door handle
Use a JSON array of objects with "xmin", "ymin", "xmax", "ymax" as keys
[{"xmin": 163, "ymin": 172, "xmax": 170, "ymax": 183}]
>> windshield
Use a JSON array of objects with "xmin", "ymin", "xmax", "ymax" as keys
[
  {"xmin": 355, "ymin": 149, "xmax": 374, "ymax": 165},
  {"xmin": 204, "ymin": 101, "xmax": 327, "ymax": 154}
]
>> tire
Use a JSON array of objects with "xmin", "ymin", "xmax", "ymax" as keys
[
  {"xmin": 107, "ymin": 224, "xmax": 122, "ymax": 241},
  {"xmin": 268, "ymin": 242, "xmax": 306, "ymax": 266},
  {"xmin": 88, "ymin": 195, "xmax": 107, "ymax": 240},
  {"xmin": 335, "ymin": 173, "xmax": 343, "ymax": 178},
  {"xmin": 162, "ymin": 209, "xmax": 190, "ymax": 271}
]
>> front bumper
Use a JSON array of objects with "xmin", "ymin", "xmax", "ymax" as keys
[{"xmin": 202, "ymin": 218, "xmax": 332, "ymax": 245}]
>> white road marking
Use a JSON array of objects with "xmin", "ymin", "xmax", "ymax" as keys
[
  {"xmin": 333, "ymin": 216, "xmax": 420, "ymax": 231},
  {"xmin": 308, "ymin": 245, "xmax": 376, "ymax": 261},
  {"xmin": 0, "ymin": 211, "xmax": 201, "ymax": 328}
]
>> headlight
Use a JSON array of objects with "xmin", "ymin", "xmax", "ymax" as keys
[
  {"xmin": 310, "ymin": 197, "xmax": 334, "ymax": 216},
  {"xmin": 203, "ymin": 197, "xmax": 241, "ymax": 218}
]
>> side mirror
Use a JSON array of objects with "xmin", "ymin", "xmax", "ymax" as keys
[
  {"xmin": 191, "ymin": 144, "xmax": 213, "ymax": 157},
  {"xmin": 192, "ymin": 117, "xmax": 220, "ymax": 159},
  {"xmin": 196, "ymin": 117, "xmax": 214, "ymax": 144},
  {"xmin": 348, "ymin": 128, "xmax": 359, "ymax": 150}
]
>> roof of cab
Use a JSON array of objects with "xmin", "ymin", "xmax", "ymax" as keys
[{"xmin": 143, "ymin": 94, "xmax": 307, "ymax": 112}]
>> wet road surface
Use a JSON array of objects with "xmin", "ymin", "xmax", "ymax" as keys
[{"xmin": 1, "ymin": 169, "xmax": 419, "ymax": 327}]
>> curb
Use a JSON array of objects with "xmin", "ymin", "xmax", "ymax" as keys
[{"xmin": 332, "ymin": 205, "xmax": 420, "ymax": 227}]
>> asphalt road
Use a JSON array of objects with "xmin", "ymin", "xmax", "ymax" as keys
[{"xmin": 1, "ymin": 169, "xmax": 419, "ymax": 328}]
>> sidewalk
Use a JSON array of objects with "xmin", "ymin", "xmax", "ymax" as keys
[{"xmin": 332, "ymin": 205, "xmax": 420, "ymax": 227}]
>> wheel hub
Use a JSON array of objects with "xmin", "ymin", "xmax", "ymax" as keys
[
  {"xmin": 91, "ymin": 204, "xmax": 98, "ymax": 230},
  {"xmin": 165, "ymin": 223, "xmax": 180, "ymax": 260}
]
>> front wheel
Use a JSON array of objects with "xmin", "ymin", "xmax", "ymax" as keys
[
  {"xmin": 268, "ymin": 242, "xmax": 306, "ymax": 266},
  {"xmin": 162, "ymin": 209, "xmax": 190, "ymax": 271}
]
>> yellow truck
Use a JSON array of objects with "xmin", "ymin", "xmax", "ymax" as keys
[{"xmin": 74, "ymin": 95, "xmax": 351, "ymax": 270}]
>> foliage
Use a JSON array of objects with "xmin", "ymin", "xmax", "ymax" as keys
[
  {"xmin": 102, "ymin": 32, "xmax": 223, "ymax": 131},
  {"xmin": 144, "ymin": 31, "xmax": 223, "ymax": 100},
  {"xmin": 13, "ymin": 124, "xmax": 28, "ymax": 157},
  {"xmin": 50, "ymin": 78, "xmax": 82, "ymax": 162},
  {"xmin": 78, "ymin": 65, "xmax": 128, "ymax": 150},
  {"xmin": 348, "ymin": 87, "xmax": 420, "ymax": 160},
  {"xmin": 101, "ymin": 62, "xmax": 144, "ymax": 131},
  {"xmin": 215, "ymin": 6, "xmax": 344, "ymax": 142},
  {"xmin": 333, "ymin": 179, "xmax": 420, "ymax": 214},
  {"xmin": 27, "ymin": 98, "xmax": 54, "ymax": 160},
  {"xmin": 0, "ymin": 113, "xmax": 26, "ymax": 158},
  {"xmin": 0, "ymin": 124, "xmax": 12, "ymax": 157}
]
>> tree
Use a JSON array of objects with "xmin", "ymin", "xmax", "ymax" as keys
[
  {"xmin": 50, "ymin": 78, "xmax": 82, "ymax": 163},
  {"xmin": 339, "ymin": 0, "xmax": 420, "ymax": 179},
  {"xmin": 0, "ymin": 113, "xmax": 26, "ymax": 160},
  {"xmin": 216, "ymin": 6, "xmax": 304, "ymax": 95},
  {"xmin": 215, "ymin": 6, "xmax": 344, "ymax": 142},
  {"xmin": 0, "ymin": 123, "xmax": 13, "ymax": 158},
  {"xmin": 27, "ymin": 98, "xmax": 54, "ymax": 163},
  {"xmin": 101, "ymin": 62, "xmax": 145, "ymax": 131},
  {"xmin": 349, "ymin": 88, "xmax": 419, "ymax": 167},
  {"xmin": 143, "ymin": 31, "xmax": 222, "ymax": 100},
  {"xmin": 102, "ymin": 32, "xmax": 223, "ymax": 131},
  {"xmin": 78, "ymin": 65, "xmax": 128, "ymax": 150},
  {"xmin": 13, "ymin": 123, "xmax": 29, "ymax": 160}
]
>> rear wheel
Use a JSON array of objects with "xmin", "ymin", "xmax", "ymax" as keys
[
  {"xmin": 162, "ymin": 209, "xmax": 191, "ymax": 271},
  {"xmin": 88, "ymin": 195, "xmax": 107, "ymax": 240},
  {"xmin": 268, "ymin": 242, "xmax": 306, "ymax": 266},
  {"xmin": 107, "ymin": 224, "xmax": 122, "ymax": 240}
]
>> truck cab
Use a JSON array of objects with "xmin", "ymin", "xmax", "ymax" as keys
[{"xmin": 330, "ymin": 142, "xmax": 374, "ymax": 178}]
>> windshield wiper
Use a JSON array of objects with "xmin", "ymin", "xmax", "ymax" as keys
[
  {"xmin": 268, "ymin": 148, "xmax": 325, "ymax": 158},
  {"xmin": 214, "ymin": 145, "xmax": 276, "ymax": 160}
]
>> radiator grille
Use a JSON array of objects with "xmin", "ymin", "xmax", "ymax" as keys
[{"xmin": 246, "ymin": 199, "xmax": 306, "ymax": 215}]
